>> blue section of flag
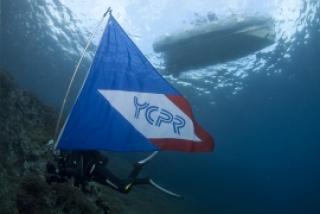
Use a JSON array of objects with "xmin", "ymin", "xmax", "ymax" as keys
[
  {"xmin": 57, "ymin": 15, "xmax": 183, "ymax": 151},
  {"xmin": 88, "ymin": 15, "xmax": 180, "ymax": 95}
]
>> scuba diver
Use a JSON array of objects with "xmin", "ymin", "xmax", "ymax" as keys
[{"xmin": 46, "ymin": 150, "xmax": 182, "ymax": 197}]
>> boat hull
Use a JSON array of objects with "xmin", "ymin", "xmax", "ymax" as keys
[{"xmin": 153, "ymin": 17, "xmax": 275, "ymax": 73}]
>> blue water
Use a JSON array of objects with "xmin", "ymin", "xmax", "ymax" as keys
[{"xmin": 1, "ymin": 0, "xmax": 320, "ymax": 213}]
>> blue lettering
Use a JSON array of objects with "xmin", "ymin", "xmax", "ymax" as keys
[
  {"xmin": 155, "ymin": 109, "xmax": 173, "ymax": 127},
  {"xmin": 133, "ymin": 96, "xmax": 149, "ymax": 119},
  {"xmin": 133, "ymin": 97, "xmax": 186, "ymax": 135},
  {"xmin": 173, "ymin": 115, "xmax": 186, "ymax": 135},
  {"xmin": 145, "ymin": 106, "xmax": 159, "ymax": 125}
]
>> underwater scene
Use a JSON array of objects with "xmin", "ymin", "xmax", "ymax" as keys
[{"xmin": 1, "ymin": 0, "xmax": 320, "ymax": 213}]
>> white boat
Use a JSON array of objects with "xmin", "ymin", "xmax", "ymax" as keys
[{"xmin": 153, "ymin": 16, "xmax": 275, "ymax": 73}]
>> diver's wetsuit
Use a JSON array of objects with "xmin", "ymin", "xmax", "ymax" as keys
[{"xmin": 46, "ymin": 151, "xmax": 149, "ymax": 193}]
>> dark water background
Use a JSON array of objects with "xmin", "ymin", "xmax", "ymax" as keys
[{"xmin": 1, "ymin": 0, "xmax": 320, "ymax": 213}]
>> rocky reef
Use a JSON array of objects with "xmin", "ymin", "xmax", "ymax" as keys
[
  {"xmin": 0, "ymin": 69, "xmax": 54, "ymax": 213},
  {"xmin": 0, "ymin": 69, "xmax": 99, "ymax": 213},
  {"xmin": 0, "ymin": 69, "xmax": 189, "ymax": 214}
]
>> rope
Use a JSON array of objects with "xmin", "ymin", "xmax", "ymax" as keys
[{"xmin": 54, "ymin": 7, "xmax": 112, "ymax": 141}]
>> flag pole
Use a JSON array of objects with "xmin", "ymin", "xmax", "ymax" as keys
[{"xmin": 54, "ymin": 7, "xmax": 112, "ymax": 141}]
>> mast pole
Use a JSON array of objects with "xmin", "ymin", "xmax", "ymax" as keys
[{"xmin": 54, "ymin": 7, "xmax": 112, "ymax": 141}]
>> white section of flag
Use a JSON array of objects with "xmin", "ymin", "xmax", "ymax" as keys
[{"xmin": 98, "ymin": 90, "xmax": 200, "ymax": 141}]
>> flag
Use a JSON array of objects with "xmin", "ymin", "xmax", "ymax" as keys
[{"xmin": 57, "ymin": 15, "xmax": 214, "ymax": 152}]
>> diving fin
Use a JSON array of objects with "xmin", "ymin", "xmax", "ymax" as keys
[
  {"xmin": 149, "ymin": 179, "xmax": 183, "ymax": 198},
  {"xmin": 137, "ymin": 151, "xmax": 159, "ymax": 165}
]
